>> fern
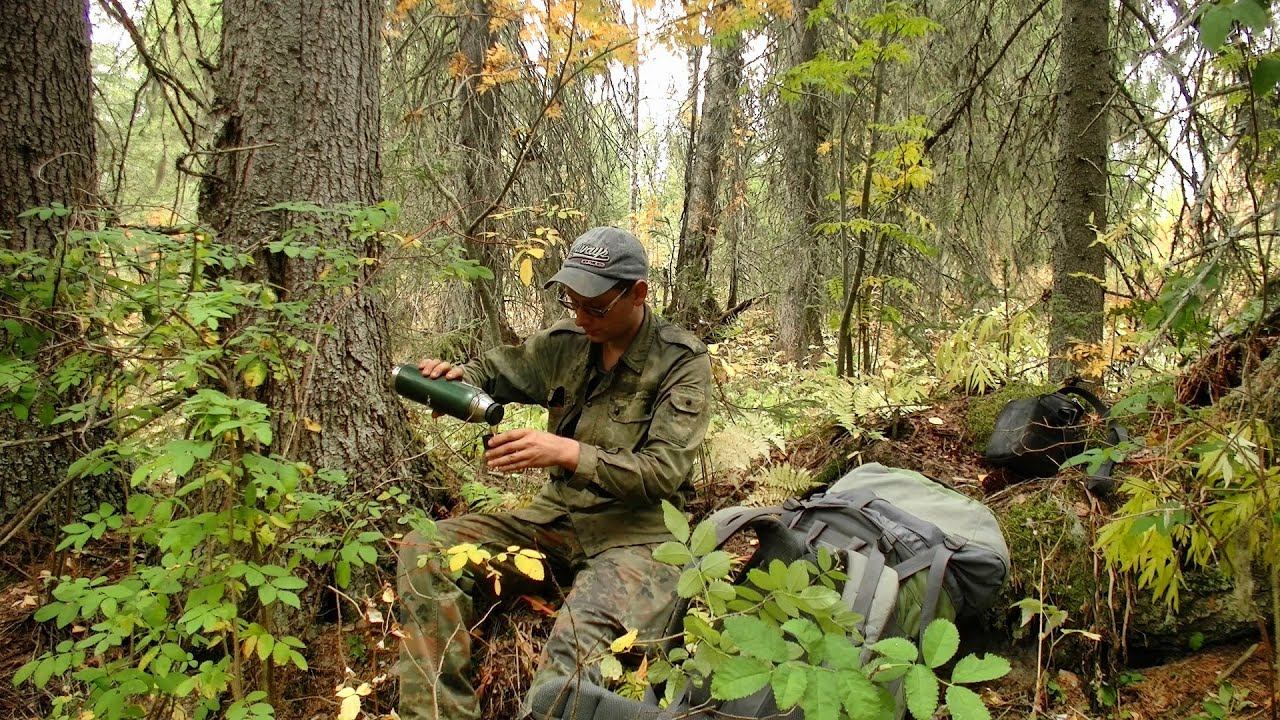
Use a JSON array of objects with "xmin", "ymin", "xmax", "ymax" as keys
[
  {"xmin": 708, "ymin": 416, "xmax": 784, "ymax": 473},
  {"xmin": 460, "ymin": 481, "xmax": 508, "ymax": 513},
  {"xmin": 747, "ymin": 463, "xmax": 817, "ymax": 506},
  {"xmin": 935, "ymin": 305, "xmax": 1045, "ymax": 394}
]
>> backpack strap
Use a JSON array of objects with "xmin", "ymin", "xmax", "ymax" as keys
[
  {"xmin": 917, "ymin": 544, "xmax": 956, "ymax": 634},
  {"xmin": 1056, "ymin": 385, "xmax": 1129, "ymax": 495},
  {"xmin": 712, "ymin": 505, "xmax": 785, "ymax": 547}
]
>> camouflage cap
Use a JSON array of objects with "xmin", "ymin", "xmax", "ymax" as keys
[{"xmin": 544, "ymin": 226, "xmax": 648, "ymax": 298}]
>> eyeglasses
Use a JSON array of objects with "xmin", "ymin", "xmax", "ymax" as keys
[{"xmin": 558, "ymin": 283, "xmax": 633, "ymax": 319}]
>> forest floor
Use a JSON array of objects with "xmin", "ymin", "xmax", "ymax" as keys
[{"xmin": 2, "ymin": 395, "xmax": 1276, "ymax": 719}]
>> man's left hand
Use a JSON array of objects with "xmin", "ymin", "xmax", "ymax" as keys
[{"xmin": 485, "ymin": 428, "xmax": 580, "ymax": 474}]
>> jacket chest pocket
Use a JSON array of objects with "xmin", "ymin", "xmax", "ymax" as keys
[{"xmin": 602, "ymin": 395, "xmax": 653, "ymax": 449}]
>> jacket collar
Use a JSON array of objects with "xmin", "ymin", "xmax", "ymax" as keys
[{"xmin": 616, "ymin": 305, "xmax": 654, "ymax": 373}]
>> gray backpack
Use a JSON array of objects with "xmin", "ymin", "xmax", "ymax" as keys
[{"xmin": 530, "ymin": 463, "xmax": 1011, "ymax": 720}]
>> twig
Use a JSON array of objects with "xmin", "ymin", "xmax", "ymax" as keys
[{"xmin": 1214, "ymin": 642, "xmax": 1259, "ymax": 685}]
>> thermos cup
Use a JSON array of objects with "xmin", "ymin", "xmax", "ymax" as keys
[{"xmin": 391, "ymin": 364, "xmax": 505, "ymax": 425}]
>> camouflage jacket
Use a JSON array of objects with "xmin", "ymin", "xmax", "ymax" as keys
[{"xmin": 463, "ymin": 307, "xmax": 713, "ymax": 555}]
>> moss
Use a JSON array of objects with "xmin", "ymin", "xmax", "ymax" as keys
[
  {"xmin": 992, "ymin": 484, "xmax": 1095, "ymax": 623},
  {"xmin": 965, "ymin": 381, "xmax": 1056, "ymax": 452}
]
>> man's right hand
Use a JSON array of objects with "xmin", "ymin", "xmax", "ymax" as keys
[{"xmin": 417, "ymin": 358, "xmax": 465, "ymax": 381}]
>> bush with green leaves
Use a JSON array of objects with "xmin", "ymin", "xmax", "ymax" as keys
[
  {"xmin": 4, "ymin": 205, "xmax": 442, "ymax": 720},
  {"xmin": 637, "ymin": 502, "xmax": 1010, "ymax": 720}
]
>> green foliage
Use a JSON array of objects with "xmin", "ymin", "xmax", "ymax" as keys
[
  {"xmin": 1190, "ymin": 682, "xmax": 1255, "ymax": 719},
  {"xmin": 1097, "ymin": 419, "xmax": 1279, "ymax": 609},
  {"xmin": 936, "ymin": 305, "xmax": 1046, "ymax": 394},
  {"xmin": 5, "ymin": 206, "xmax": 435, "ymax": 719},
  {"xmin": 647, "ymin": 502, "xmax": 1009, "ymax": 719}
]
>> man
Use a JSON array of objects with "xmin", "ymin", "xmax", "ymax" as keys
[{"xmin": 398, "ymin": 226, "xmax": 714, "ymax": 720}]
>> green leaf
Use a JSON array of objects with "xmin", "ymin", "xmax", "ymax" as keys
[
  {"xmin": 676, "ymin": 567, "xmax": 705, "ymax": 598},
  {"xmin": 662, "ymin": 501, "xmax": 690, "ymax": 543},
  {"xmin": 870, "ymin": 637, "xmax": 918, "ymax": 663},
  {"xmin": 1236, "ymin": 0, "xmax": 1270, "ymax": 31},
  {"xmin": 771, "ymin": 662, "xmax": 809, "ymax": 710},
  {"xmin": 945, "ymin": 684, "xmax": 990, "ymax": 720},
  {"xmin": 710, "ymin": 655, "xmax": 772, "ymax": 701},
  {"xmin": 653, "ymin": 541, "xmax": 694, "ymax": 567},
  {"xmin": 950, "ymin": 654, "xmax": 1012, "ymax": 684},
  {"xmin": 1198, "ymin": 3, "xmax": 1233, "ymax": 51},
  {"xmin": 781, "ymin": 618, "xmax": 822, "ymax": 651},
  {"xmin": 1252, "ymin": 56, "xmax": 1280, "ymax": 96},
  {"xmin": 904, "ymin": 665, "xmax": 939, "ymax": 720},
  {"xmin": 599, "ymin": 654, "xmax": 623, "ymax": 680},
  {"xmin": 801, "ymin": 670, "xmax": 842, "ymax": 720},
  {"xmin": 724, "ymin": 615, "xmax": 789, "ymax": 662},
  {"xmin": 689, "ymin": 520, "xmax": 717, "ymax": 557},
  {"xmin": 273, "ymin": 575, "xmax": 307, "ymax": 591},
  {"xmin": 921, "ymin": 619, "xmax": 960, "ymax": 668},
  {"xmin": 700, "ymin": 550, "xmax": 732, "ymax": 579},
  {"xmin": 821, "ymin": 633, "xmax": 861, "ymax": 670},
  {"xmin": 840, "ymin": 669, "xmax": 885, "ymax": 719}
]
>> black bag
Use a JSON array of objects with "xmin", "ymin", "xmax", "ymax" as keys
[{"xmin": 984, "ymin": 384, "xmax": 1128, "ymax": 494}]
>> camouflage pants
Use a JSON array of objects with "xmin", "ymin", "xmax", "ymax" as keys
[{"xmin": 397, "ymin": 512, "xmax": 680, "ymax": 720}]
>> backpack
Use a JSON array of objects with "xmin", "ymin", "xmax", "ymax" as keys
[
  {"xmin": 983, "ymin": 384, "xmax": 1129, "ymax": 494},
  {"xmin": 529, "ymin": 463, "xmax": 1011, "ymax": 720}
]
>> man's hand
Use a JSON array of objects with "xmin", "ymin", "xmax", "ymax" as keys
[
  {"xmin": 485, "ymin": 428, "xmax": 580, "ymax": 474},
  {"xmin": 418, "ymin": 358, "xmax": 464, "ymax": 380}
]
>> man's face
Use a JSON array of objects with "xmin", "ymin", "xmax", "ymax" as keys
[{"xmin": 561, "ymin": 281, "xmax": 646, "ymax": 343}]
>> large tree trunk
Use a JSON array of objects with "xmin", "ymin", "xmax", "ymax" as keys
[
  {"xmin": 199, "ymin": 0, "xmax": 415, "ymax": 483},
  {"xmin": 0, "ymin": 0, "xmax": 113, "ymax": 543},
  {"xmin": 1049, "ymin": 0, "xmax": 1110, "ymax": 381},
  {"xmin": 668, "ymin": 30, "xmax": 745, "ymax": 333},
  {"xmin": 776, "ymin": 0, "xmax": 825, "ymax": 362}
]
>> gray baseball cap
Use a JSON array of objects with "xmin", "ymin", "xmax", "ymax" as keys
[{"xmin": 544, "ymin": 226, "xmax": 649, "ymax": 298}]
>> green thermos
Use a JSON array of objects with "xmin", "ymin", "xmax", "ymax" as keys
[{"xmin": 391, "ymin": 364, "xmax": 505, "ymax": 425}]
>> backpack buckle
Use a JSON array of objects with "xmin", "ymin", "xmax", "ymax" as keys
[
  {"xmin": 782, "ymin": 498, "xmax": 805, "ymax": 511},
  {"xmin": 944, "ymin": 535, "xmax": 967, "ymax": 551}
]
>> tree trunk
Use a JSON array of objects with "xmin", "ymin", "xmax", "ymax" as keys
[
  {"xmin": 200, "ymin": 0, "xmax": 415, "ymax": 484},
  {"xmin": 0, "ymin": 0, "xmax": 113, "ymax": 543},
  {"xmin": 454, "ymin": 0, "xmax": 517, "ymax": 352},
  {"xmin": 776, "ymin": 0, "xmax": 825, "ymax": 362},
  {"xmin": 668, "ymin": 31, "xmax": 745, "ymax": 332},
  {"xmin": 1049, "ymin": 0, "xmax": 1110, "ymax": 381}
]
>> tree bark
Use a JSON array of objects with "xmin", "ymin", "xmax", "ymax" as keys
[
  {"xmin": 453, "ymin": 0, "xmax": 517, "ymax": 352},
  {"xmin": 1049, "ymin": 0, "xmax": 1110, "ymax": 381},
  {"xmin": 668, "ymin": 32, "xmax": 745, "ymax": 332},
  {"xmin": 0, "ymin": 0, "xmax": 113, "ymax": 541},
  {"xmin": 776, "ymin": 0, "xmax": 826, "ymax": 362},
  {"xmin": 200, "ymin": 0, "xmax": 415, "ymax": 484}
]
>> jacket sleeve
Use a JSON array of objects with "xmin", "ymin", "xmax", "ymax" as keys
[
  {"xmin": 461, "ymin": 330, "xmax": 554, "ymax": 407},
  {"xmin": 562, "ymin": 351, "xmax": 713, "ymax": 506}
]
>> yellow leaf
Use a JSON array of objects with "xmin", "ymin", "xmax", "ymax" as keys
[
  {"xmin": 303, "ymin": 417, "xmax": 322, "ymax": 433},
  {"xmin": 610, "ymin": 628, "xmax": 638, "ymax": 654},
  {"xmin": 337, "ymin": 692, "xmax": 361, "ymax": 720},
  {"xmin": 448, "ymin": 550, "xmax": 469, "ymax": 573},
  {"xmin": 519, "ymin": 258, "xmax": 534, "ymax": 286},
  {"xmin": 513, "ymin": 554, "xmax": 545, "ymax": 581},
  {"xmin": 817, "ymin": 141, "xmax": 833, "ymax": 156},
  {"xmin": 355, "ymin": 682, "xmax": 372, "ymax": 696},
  {"xmin": 526, "ymin": 246, "xmax": 546, "ymax": 259}
]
